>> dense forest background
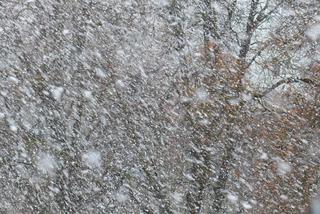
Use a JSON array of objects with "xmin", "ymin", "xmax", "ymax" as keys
[{"xmin": 0, "ymin": 0, "xmax": 319, "ymax": 213}]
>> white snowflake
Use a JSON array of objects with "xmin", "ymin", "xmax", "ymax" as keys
[
  {"xmin": 274, "ymin": 157, "xmax": 291, "ymax": 176},
  {"xmin": 259, "ymin": 152, "xmax": 268, "ymax": 160},
  {"xmin": 7, "ymin": 117, "xmax": 18, "ymax": 132},
  {"xmin": 306, "ymin": 23, "xmax": 320, "ymax": 41},
  {"xmin": 95, "ymin": 68, "xmax": 107, "ymax": 79},
  {"xmin": 195, "ymin": 88, "xmax": 208, "ymax": 101},
  {"xmin": 171, "ymin": 192, "xmax": 183, "ymax": 203},
  {"xmin": 83, "ymin": 90, "xmax": 94, "ymax": 100},
  {"xmin": 241, "ymin": 201, "xmax": 252, "ymax": 209},
  {"xmin": 37, "ymin": 153, "xmax": 57, "ymax": 175},
  {"xmin": 115, "ymin": 79, "xmax": 125, "ymax": 89},
  {"xmin": 82, "ymin": 151, "xmax": 102, "ymax": 169},
  {"xmin": 227, "ymin": 192, "xmax": 238, "ymax": 203},
  {"xmin": 116, "ymin": 186, "xmax": 129, "ymax": 203},
  {"xmin": 50, "ymin": 86, "xmax": 64, "ymax": 101}
]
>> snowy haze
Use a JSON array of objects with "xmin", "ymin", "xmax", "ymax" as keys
[{"xmin": 0, "ymin": 0, "xmax": 319, "ymax": 213}]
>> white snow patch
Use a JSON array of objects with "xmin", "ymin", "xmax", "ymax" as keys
[
  {"xmin": 171, "ymin": 192, "xmax": 183, "ymax": 203},
  {"xmin": 279, "ymin": 7, "xmax": 295, "ymax": 17},
  {"xmin": 241, "ymin": 92, "xmax": 252, "ymax": 102},
  {"xmin": 228, "ymin": 98, "xmax": 240, "ymax": 106},
  {"xmin": 48, "ymin": 186, "xmax": 60, "ymax": 193},
  {"xmin": 306, "ymin": 24, "xmax": 320, "ymax": 41},
  {"xmin": 50, "ymin": 86, "xmax": 64, "ymax": 101},
  {"xmin": 95, "ymin": 68, "xmax": 107, "ymax": 78},
  {"xmin": 241, "ymin": 201, "xmax": 252, "ymax": 209},
  {"xmin": 212, "ymin": 2, "xmax": 223, "ymax": 13},
  {"xmin": 62, "ymin": 29, "xmax": 70, "ymax": 35},
  {"xmin": 116, "ymin": 186, "xmax": 129, "ymax": 203},
  {"xmin": 82, "ymin": 90, "xmax": 94, "ymax": 100},
  {"xmin": 181, "ymin": 96, "xmax": 192, "ymax": 103},
  {"xmin": 0, "ymin": 90, "xmax": 8, "ymax": 97},
  {"xmin": 153, "ymin": 0, "xmax": 168, "ymax": 7},
  {"xmin": 138, "ymin": 65, "xmax": 148, "ymax": 79},
  {"xmin": 274, "ymin": 158, "xmax": 291, "ymax": 176},
  {"xmin": 37, "ymin": 153, "xmax": 57, "ymax": 175},
  {"xmin": 43, "ymin": 90, "xmax": 49, "ymax": 96},
  {"xmin": 227, "ymin": 192, "xmax": 238, "ymax": 203},
  {"xmin": 0, "ymin": 112, "xmax": 5, "ymax": 119},
  {"xmin": 7, "ymin": 76, "xmax": 19, "ymax": 84},
  {"xmin": 184, "ymin": 173, "xmax": 195, "ymax": 181},
  {"xmin": 199, "ymin": 119, "xmax": 210, "ymax": 125},
  {"xmin": 239, "ymin": 177, "xmax": 253, "ymax": 191},
  {"xmin": 259, "ymin": 152, "xmax": 268, "ymax": 160},
  {"xmin": 195, "ymin": 88, "xmax": 208, "ymax": 101},
  {"xmin": 7, "ymin": 118, "xmax": 18, "ymax": 132},
  {"xmin": 250, "ymin": 199, "xmax": 257, "ymax": 205},
  {"xmin": 115, "ymin": 79, "xmax": 125, "ymax": 89},
  {"xmin": 311, "ymin": 199, "xmax": 320, "ymax": 214},
  {"xmin": 22, "ymin": 120, "xmax": 32, "ymax": 131},
  {"xmin": 280, "ymin": 195, "xmax": 288, "ymax": 200},
  {"xmin": 82, "ymin": 151, "xmax": 101, "ymax": 169}
]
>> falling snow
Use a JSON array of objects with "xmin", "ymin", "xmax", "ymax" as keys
[
  {"xmin": 306, "ymin": 23, "xmax": 320, "ymax": 41},
  {"xmin": 37, "ymin": 153, "xmax": 57, "ymax": 175},
  {"xmin": 50, "ymin": 86, "xmax": 64, "ymax": 101},
  {"xmin": 0, "ymin": 0, "xmax": 319, "ymax": 213},
  {"xmin": 82, "ymin": 151, "xmax": 102, "ymax": 169}
]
